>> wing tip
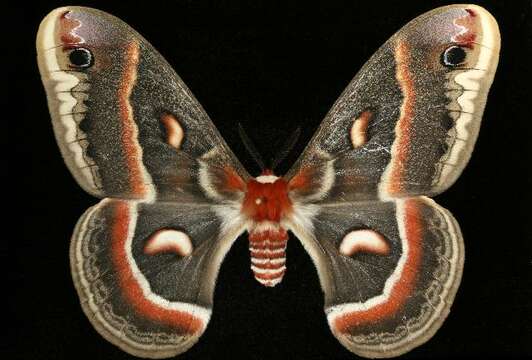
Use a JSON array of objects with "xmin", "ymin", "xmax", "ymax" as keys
[{"xmin": 436, "ymin": 4, "xmax": 501, "ymax": 54}]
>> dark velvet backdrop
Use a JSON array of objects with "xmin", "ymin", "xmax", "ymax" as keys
[{"xmin": 9, "ymin": 0, "xmax": 531, "ymax": 359}]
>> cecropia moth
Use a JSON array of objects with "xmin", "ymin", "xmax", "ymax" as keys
[{"xmin": 37, "ymin": 4, "xmax": 499, "ymax": 358}]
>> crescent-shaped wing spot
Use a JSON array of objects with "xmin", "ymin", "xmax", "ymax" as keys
[
  {"xmin": 161, "ymin": 113, "xmax": 184, "ymax": 149},
  {"xmin": 350, "ymin": 110, "xmax": 372, "ymax": 148},
  {"xmin": 144, "ymin": 229, "xmax": 193, "ymax": 256},
  {"xmin": 339, "ymin": 229, "xmax": 390, "ymax": 256}
]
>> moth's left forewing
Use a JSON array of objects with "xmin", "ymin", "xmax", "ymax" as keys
[
  {"xmin": 37, "ymin": 7, "xmax": 250, "ymax": 201},
  {"xmin": 71, "ymin": 199, "xmax": 246, "ymax": 358}
]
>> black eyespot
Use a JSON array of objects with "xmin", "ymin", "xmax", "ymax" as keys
[
  {"xmin": 68, "ymin": 48, "xmax": 94, "ymax": 69},
  {"xmin": 441, "ymin": 46, "xmax": 467, "ymax": 67}
]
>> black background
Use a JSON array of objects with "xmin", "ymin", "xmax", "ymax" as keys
[{"xmin": 9, "ymin": 0, "xmax": 532, "ymax": 359}]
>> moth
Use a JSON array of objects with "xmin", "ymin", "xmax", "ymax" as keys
[{"xmin": 37, "ymin": 4, "xmax": 500, "ymax": 358}]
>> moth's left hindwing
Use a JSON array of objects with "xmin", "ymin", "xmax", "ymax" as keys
[
  {"xmin": 71, "ymin": 199, "xmax": 244, "ymax": 358},
  {"xmin": 37, "ymin": 6, "xmax": 249, "ymax": 357}
]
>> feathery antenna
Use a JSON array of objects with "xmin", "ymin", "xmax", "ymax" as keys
[
  {"xmin": 238, "ymin": 123, "xmax": 266, "ymax": 171},
  {"xmin": 271, "ymin": 127, "xmax": 301, "ymax": 171}
]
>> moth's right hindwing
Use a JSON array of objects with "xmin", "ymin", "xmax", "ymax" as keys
[
  {"xmin": 289, "ymin": 197, "xmax": 463, "ymax": 358},
  {"xmin": 71, "ymin": 199, "xmax": 244, "ymax": 358}
]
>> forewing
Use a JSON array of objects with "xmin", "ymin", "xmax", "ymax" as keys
[
  {"xmin": 287, "ymin": 197, "xmax": 463, "ymax": 357},
  {"xmin": 71, "ymin": 199, "xmax": 245, "ymax": 358},
  {"xmin": 286, "ymin": 5, "xmax": 499, "ymax": 201},
  {"xmin": 37, "ymin": 7, "xmax": 249, "ymax": 201}
]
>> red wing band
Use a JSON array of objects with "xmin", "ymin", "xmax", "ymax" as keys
[
  {"xmin": 378, "ymin": 40, "xmax": 415, "ymax": 200},
  {"xmin": 118, "ymin": 41, "xmax": 156, "ymax": 200}
]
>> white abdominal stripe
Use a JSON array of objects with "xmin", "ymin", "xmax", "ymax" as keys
[
  {"xmin": 250, "ymin": 244, "xmax": 287, "ymax": 288},
  {"xmin": 438, "ymin": 6, "xmax": 500, "ymax": 186},
  {"xmin": 249, "ymin": 246, "xmax": 285, "ymax": 254},
  {"xmin": 249, "ymin": 225, "xmax": 288, "ymax": 287},
  {"xmin": 36, "ymin": 8, "xmax": 102, "ymax": 194},
  {"xmin": 251, "ymin": 264, "xmax": 286, "ymax": 274},
  {"xmin": 251, "ymin": 257, "xmax": 285, "ymax": 265}
]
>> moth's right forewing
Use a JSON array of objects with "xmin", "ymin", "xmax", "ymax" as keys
[
  {"xmin": 37, "ymin": 7, "xmax": 249, "ymax": 201},
  {"xmin": 286, "ymin": 4, "xmax": 500, "ymax": 202}
]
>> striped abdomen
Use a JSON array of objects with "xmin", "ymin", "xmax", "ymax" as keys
[{"xmin": 248, "ymin": 225, "xmax": 288, "ymax": 287}]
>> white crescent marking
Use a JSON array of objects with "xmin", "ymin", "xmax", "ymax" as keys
[
  {"xmin": 339, "ymin": 230, "xmax": 390, "ymax": 256},
  {"xmin": 144, "ymin": 229, "xmax": 193, "ymax": 256}
]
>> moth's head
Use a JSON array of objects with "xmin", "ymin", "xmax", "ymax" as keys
[
  {"xmin": 37, "ymin": 6, "xmax": 137, "ymax": 75},
  {"xmin": 242, "ymin": 176, "xmax": 292, "ymax": 222},
  {"xmin": 392, "ymin": 4, "xmax": 500, "ymax": 75}
]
